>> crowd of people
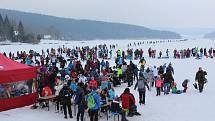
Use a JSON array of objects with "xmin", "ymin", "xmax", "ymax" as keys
[{"xmin": 0, "ymin": 40, "xmax": 209, "ymax": 121}]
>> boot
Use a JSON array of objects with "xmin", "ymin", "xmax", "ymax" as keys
[{"xmin": 134, "ymin": 112, "xmax": 141, "ymax": 116}]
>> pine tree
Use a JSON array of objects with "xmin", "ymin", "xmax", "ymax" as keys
[
  {"xmin": 18, "ymin": 21, "xmax": 24, "ymax": 42},
  {"xmin": 0, "ymin": 14, "xmax": 4, "ymax": 41},
  {"xmin": 3, "ymin": 15, "xmax": 14, "ymax": 40}
]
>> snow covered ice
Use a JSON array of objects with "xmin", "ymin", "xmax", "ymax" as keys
[{"xmin": 0, "ymin": 39, "xmax": 215, "ymax": 121}]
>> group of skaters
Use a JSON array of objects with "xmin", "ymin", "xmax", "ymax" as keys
[{"xmin": 1, "ymin": 41, "xmax": 209, "ymax": 121}]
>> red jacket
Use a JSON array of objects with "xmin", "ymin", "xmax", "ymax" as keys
[
  {"xmin": 120, "ymin": 93, "xmax": 135, "ymax": 109},
  {"xmin": 41, "ymin": 86, "xmax": 52, "ymax": 97},
  {"xmin": 89, "ymin": 79, "xmax": 98, "ymax": 88}
]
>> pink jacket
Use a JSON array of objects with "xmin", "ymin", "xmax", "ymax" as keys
[{"xmin": 156, "ymin": 79, "xmax": 162, "ymax": 88}]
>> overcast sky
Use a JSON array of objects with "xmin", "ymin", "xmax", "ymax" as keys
[{"xmin": 0, "ymin": 0, "xmax": 215, "ymax": 28}]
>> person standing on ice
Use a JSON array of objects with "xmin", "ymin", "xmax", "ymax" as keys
[
  {"xmin": 166, "ymin": 63, "xmax": 174, "ymax": 75},
  {"xmin": 59, "ymin": 82, "xmax": 74, "ymax": 119},
  {"xmin": 166, "ymin": 49, "xmax": 169, "ymax": 57},
  {"xmin": 195, "ymin": 67, "xmax": 207, "ymax": 93},
  {"xmin": 134, "ymin": 72, "xmax": 149, "ymax": 105},
  {"xmin": 163, "ymin": 69, "xmax": 174, "ymax": 95},
  {"xmin": 120, "ymin": 88, "xmax": 141, "ymax": 117},
  {"xmin": 126, "ymin": 65, "xmax": 133, "ymax": 87},
  {"xmin": 139, "ymin": 57, "xmax": 146, "ymax": 71},
  {"xmin": 155, "ymin": 76, "xmax": 162, "ymax": 96},
  {"xmin": 75, "ymin": 83, "xmax": 86, "ymax": 121}
]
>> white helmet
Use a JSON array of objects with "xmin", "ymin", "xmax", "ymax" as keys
[{"xmin": 65, "ymin": 75, "xmax": 70, "ymax": 80}]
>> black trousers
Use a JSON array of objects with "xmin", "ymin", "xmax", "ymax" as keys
[
  {"xmin": 133, "ymin": 74, "xmax": 138, "ymax": 81},
  {"xmin": 77, "ymin": 106, "xmax": 84, "ymax": 121},
  {"xmin": 156, "ymin": 87, "xmax": 161, "ymax": 96},
  {"xmin": 55, "ymin": 96, "xmax": 60, "ymax": 111},
  {"xmin": 63, "ymin": 103, "xmax": 72, "ymax": 118},
  {"xmin": 89, "ymin": 109, "xmax": 98, "ymax": 121},
  {"xmin": 198, "ymin": 83, "xmax": 204, "ymax": 93},
  {"xmin": 139, "ymin": 91, "xmax": 146, "ymax": 104},
  {"xmin": 127, "ymin": 77, "xmax": 133, "ymax": 87}
]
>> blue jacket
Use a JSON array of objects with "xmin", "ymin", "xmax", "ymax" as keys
[
  {"xmin": 68, "ymin": 62, "xmax": 74, "ymax": 70},
  {"xmin": 100, "ymin": 81, "xmax": 109, "ymax": 90},
  {"xmin": 100, "ymin": 60, "xmax": 106, "ymax": 68},
  {"xmin": 70, "ymin": 82, "xmax": 77, "ymax": 92},
  {"xmin": 25, "ymin": 58, "xmax": 31, "ymax": 65},
  {"xmin": 108, "ymin": 90, "xmax": 115, "ymax": 101},
  {"xmin": 90, "ymin": 69, "xmax": 99, "ymax": 77},
  {"xmin": 86, "ymin": 90, "xmax": 101, "ymax": 110},
  {"xmin": 133, "ymin": 65, "xmax": 139, "ymax": 75},
  {"xmin": 118, "ymin": 57, "xmax": 123, "ymax": 65}
]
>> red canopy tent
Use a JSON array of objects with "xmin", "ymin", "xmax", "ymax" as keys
[{"xmin": 0, "ymin": 53, "xmax": 38, "ymax": 111}]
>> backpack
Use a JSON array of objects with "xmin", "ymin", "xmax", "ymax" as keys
[{"xmin": 87, "ymin": 94, "xmax": 96, "ymax": 109}]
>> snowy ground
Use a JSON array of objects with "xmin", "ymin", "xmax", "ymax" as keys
[{"xmin": 0, "ymin": 39, "xmax": 215, "ymax": 121}]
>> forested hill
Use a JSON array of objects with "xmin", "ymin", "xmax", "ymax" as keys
[{"xmin": 0, "ymin": 8, "xmax": 181, "ymax": 40}]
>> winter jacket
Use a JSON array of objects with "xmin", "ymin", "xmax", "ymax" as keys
[
  {"xmin": 155, "ymin": 79, "xmax": 162, "ymax": 88},
  {"xmin": 69, "ymin": 82, "xmax": 77, "ymax": 92},
  {"xmin": 120, "ymin": 92, "xmax": 135, "ymax": 109},
  {"xmin": 118, "ymin": 57, "xmax": 123, "ymax": 65},
  {"xmin": 75, "ymin": 87, "xmax": 86, "ymax": 109},
  {"xmin": 134, "ymin": 77, "xmax": 149, "ymax": 92},
  {"xmin": 195, "ymin": 70, "xmax": 205, "ymax": 84},
  {"xmin": 133, "ymin": 65, "xmax": 139, "ymax": 75},
  {"xmin": 100, "ymin": 81, "xmax": 109, "ymax": 90},
  {"xmin": 166, "ymin": 65, "xmax": 174, "ymax": 74},
  {"xmin": 108, "ymin": 89, "xmax": 115, "ymax": 101},
  {"xmin": 59, "ymin": 86, "xmax": 73, "ymax": 105},
  {"xmin": 54, "ymin": 83, "xmax": 63, "ymax": 96},
  {"xmin": 41, "ymin": 86, "xmax": 52, "ymax": 97},
  {"xmin": 163, "ymin": 72, "xmax": 174, "ymax": 84},
  {"xmin": 126, "ymin": 67, "xmax": 133, "ymax": 80}
]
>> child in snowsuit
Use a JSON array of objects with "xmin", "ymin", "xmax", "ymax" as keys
[
  {"xmin": 171, "ymin": 82, "xmax": 182, "ymax": 94},
  {"xmin": 182, "ymin": 79, "xmax": 189, "ymax": 93},
  {"xmin": 155, "ymin": 77, "xmax": 162, "ymax": 96}
]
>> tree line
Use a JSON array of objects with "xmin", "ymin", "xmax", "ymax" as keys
[{"xmin": 0, "ymin": 13, "xmax": 41, "ymax": 43}]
